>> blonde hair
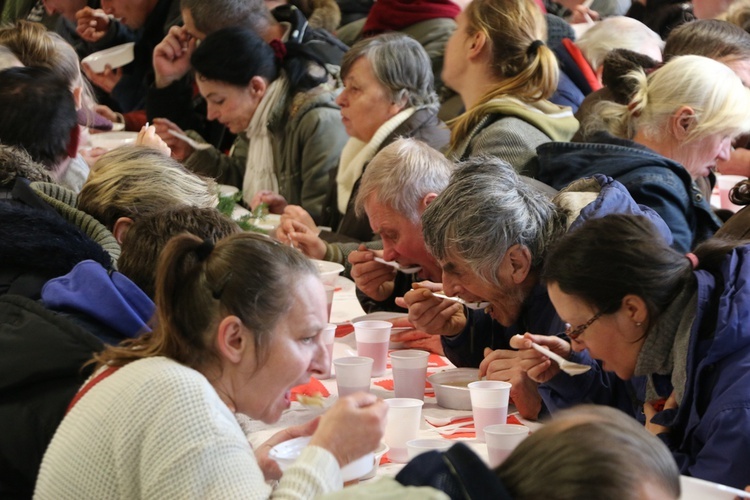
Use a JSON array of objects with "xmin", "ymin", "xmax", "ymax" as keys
[
  {"xmin": 78, "ymin": 146, "xmax": 218, "ymax": 229},
  {"xmin": 447, "ymin": 0, "xmax": 558, "ymax": 154},
  {"xmin": 726, "ymin": 0, "xmax": 750, "ymax": 34},
  {"xmin": 588, "ymin": 55, "xmax": 750, "ymax": 143}
]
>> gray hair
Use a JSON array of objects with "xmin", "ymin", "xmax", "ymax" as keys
[
  {"xmin": 497, "ymin": 405, "xmax": 680, "ymax": 500},
  {"xmin": 355, "ymin": 138, "xmax": 454, "ymax": 224},
  {"xmin": 180, "ymin": 0, "xmax": 261, "ymax": 36},
  {"xmin": 421, "ymin": 156, "xmax": 565, "ymax": 286},
  {"xmin": 0, "ymin": 45, "xmax": 22, "ymax": 70},
  {"xmin": 341, "ymin": 32, "xmax": 438, "ymax": 109},
  {"xmin": 577, "ymin": 16, "xmax": 664, "ymax": 72}
]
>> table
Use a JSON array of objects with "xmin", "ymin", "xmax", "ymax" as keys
[{"xmin": 245, "ymin": 276, "xmax": 541, "ymax": 479}]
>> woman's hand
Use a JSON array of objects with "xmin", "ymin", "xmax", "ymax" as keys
[
  {"xmin": 255, "ymin": 418, "xmax": 320, "ymax": 481},
  {"xmin": 348, "ymin": 245, "xmax": 396, "ymax": 302},
  {"xmin": 82, "ymin": 63, "xmax": 123, "ymax": 94},
  {"xmin": 510, "ymin": 333, "xmax": 572, "ymax": 383},
  {"xmin": 76, "ymin": 7, "xmax": 110, "ymax": 42},
  {"xmin": 153, "ymin": 117, "xmax": 195, "ymax": 161},
  {"xmin": 136, "ymin": 124, "xmax": 171, "ymax": 156},
  {"xmin": 309, "ymin": 392, "xmax": 387, "ymax": 468},
  {"xmin": 395, "ymin": 282, "xmax": 466, "ymax": 337},
  {"xmin": 250, "ymin": 190, "xmax": 288, "ymax": 214},
  {"xmin": 643, "ymin": 392, "xmax": 676, "ymax": 437}
]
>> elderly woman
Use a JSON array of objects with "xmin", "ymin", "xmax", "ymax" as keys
[
  {"xmin": 441, "ymin": 0, "xmax": 578, "ymax": 171},
  {"xmin": 513, "ymin": 214, "xmax": 750, "ymax": 489},
  {"xmin": 35, "ymin": 232, "xmax": 387, "ymax": 498},
  {"xmin": 277, "ymin": 32, "xmax": 450, "ymax": 265},
  {"xmin": 536, "ymin": 55, "xmax": 750, "ymax": 252},
  {"xmin": 155, "ymin": 26, "xmax": 346, "ymax": 220}
]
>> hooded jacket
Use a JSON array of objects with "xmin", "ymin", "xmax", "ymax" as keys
[
  {"xmin": 443, "ymin": 175, "xmax": 673, "ymax": 368},
  {"xmin": 540, "ymin": 245, "xmax": 750, "ymax": 489},
  {"xmin": 535, "ymin": 132, "xmax": 722, "ymax": 252}
]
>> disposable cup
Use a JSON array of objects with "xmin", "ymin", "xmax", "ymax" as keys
[
  {"xmin": 406, "ymin": 438, "xmax": 452, "ymax": 460},
  {"xmin": 317, "ymin": 323, "xmax": 337, "ymax": 380},
  {"xmin": 384, "ymin": 398, "xmax": 423, "ymax": 463},
  {"xmin": 468, "ymin": 381, "xmax": 511, "ymax": 442},
  {"xmin": 484, "ymin": 424, "xmax": 529, "ymax": 467},
  {"xmin": 354, "ymin": 320, "xmax": 391, "ymax": 377},
  {"xmin": 718, "ymin": 175, "xmax": 745, "ymax": 212},
  {"xmin": 334, "ymin": 356, "xmax": 373, "ymax": 397},
  {"xmin": 324, "ymin": 285, "xmax": 335, "ymax": 322},
  {"xmin": 390, "ymin": 350, "xmax": 429, "ymax": 400}
]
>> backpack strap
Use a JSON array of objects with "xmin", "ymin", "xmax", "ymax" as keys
[{"xmin": 66, "ymin": 366, "xmax": 120, "ymax": 414}]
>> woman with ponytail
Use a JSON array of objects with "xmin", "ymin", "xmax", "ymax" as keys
[
  {"xmin": 35, "ymin": 232, "xmax": 387, "ymax": 498},
  {"xmin": 160, "ymin": 26, "xmax": 348, "ymax": 221},
  {"xmin": 512, "ymin": 213, "xmax": 750, "ymax": 489},
  {"xmin": 441, "ymin": 0, "xmax": 578, "ymax": 171}
]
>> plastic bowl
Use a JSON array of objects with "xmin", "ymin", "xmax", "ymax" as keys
[
  {"xmin": 360, "ymin": 441, "xmax": 389, "ymax": 480},
  {"xmin": 311, "ymin": 259, "xmax": 345, "ymax": 287},
  {"xmin": 406, "ymin": 438, "xmax": 452, "ymax": 460},
  {"xmin": 428, "ymin": 368, "xmax": 480, "ymax": 410},
  {"xmin": 269, "ymin": 436, "xmax": 374, "ymax": 482},
  {"xmin": 88, "ymin": 131, "xmax": 138, "ymax": 150},
  {"xmin": 81, "ymin": 42, "xmax": 135, "ymax": 73}
]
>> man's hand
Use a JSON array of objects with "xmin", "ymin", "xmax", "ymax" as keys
[
  {"xmin": 479, "ymin": 347, "xmax": 541, "ymax": 419},
  {"xmin": 509, "ymin": 333, "xmax": 574, "ymax": 384},
  {"xmin": 396, "ymin": 282, "xmax": 466, "ymax": 337},
  {"xmin": 136, "ymin": 124, "xmax": 171, "ymax": 156},
  {"xmin": 76, "ymin": 7, "xmax": 110, "ymax": 42},
  {"xmin": 250, "ymin": 190, "xmax": 288, "ymax": 214},
  {"xmin": 348, "ymin": 245, "xmax": 396, "ymax": 302},
  {"xmin": 276, "ymin": 218, "xmax": 327, "ymax": 259},
  {"xmin": 280, "ymin": 204, "xmax": 319, "ymax": 233},
  {"xmin": 83, "ymin": 63, "xmax": 123, "ymax": 94},
  {"xmin": 390, "ymin": 316, "xmax": 445, "ymax": 355},
  {"xmin": 153, "ymin": 26, "xmax": 197, "ymax": 88}
]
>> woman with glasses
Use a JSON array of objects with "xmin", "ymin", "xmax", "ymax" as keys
[{"xmin": 512, "ymin": 213, "xmax": 750, "ymax": 489}]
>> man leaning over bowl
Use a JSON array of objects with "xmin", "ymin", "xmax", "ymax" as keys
[{"xmin": 399, "ymin": 156, "xmax": 674, "ymax": 420}]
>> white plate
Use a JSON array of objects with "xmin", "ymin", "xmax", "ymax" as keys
[
  {"xmin": 680, "ymin": 475, "xmax": 750, "ymax": 499},
  {"xmin": 88, "ymin": 131, "xmax": 138, "ymax": 150},
  {"xmin": 269, "ymin": 436, "xmax": 374, "ymax": 482},
  {"xmin": 81, "ymin": 42, "xmax": 135, "ymax": 73}
]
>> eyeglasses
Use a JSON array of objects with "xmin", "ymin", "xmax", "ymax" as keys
[{"xmin": 565, "ymin": 310, "xmax": 607, "ymax": 340}]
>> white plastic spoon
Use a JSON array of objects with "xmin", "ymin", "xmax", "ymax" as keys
[
  {"xmin": 168, "ymin": 129, "xmax": 213, "ymax": 150},
  {"xmin": 432, "ymin": 293, "xmax": 490, "ymax": 310},
  {"xmin": 373, "ymin": 257, "xmax": 422, "ymax": 274},
  {"xmin": 424, "ymin": 414, "xmax": 474, "ymax": 427},
  {"xmin": 527, "ymin": 340, "xmax": 591, "ymax": 376}
]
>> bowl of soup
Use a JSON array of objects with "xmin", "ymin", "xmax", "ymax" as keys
[{"xmin": 428, "ymin": 368, "xmax": 480, "ymax": 410}]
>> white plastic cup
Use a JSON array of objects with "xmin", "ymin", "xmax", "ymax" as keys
[
  {"xmin": 354, "ymin": 320, "xmax": 392, "ymax": 377},
  {"xmin": 384, "ymin": 398, "xmax": 424, "ymax": 463},
  {"xmin": 390, "ymin": 350, "xmax": 430, "ymax": 400},
  {"xmin": 468, "ymin": 381, "xmax": 511, "ymax": 442},
  {"xmin": 406, "ymin": 438, "xmax": 452, "ymax": 460},
  {"xmin": 317, "ymin": 323, "xmax": 337, "ymax": 380},
  {"xmin": 334, "ymin": 356, "xmax": 373, "ymax": 397},
  {"xmin": 718, "ymin": 175, "xmax": 745, "ymax": 212},
  {"xmin": 323, "ymin": 285, "xmax": 335, "ymax": 322},
  {"xmin": 484, "ymin": 424, "xmax": 529, "ymax": 467}
]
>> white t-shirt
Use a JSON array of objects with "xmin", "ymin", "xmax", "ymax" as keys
[{"xmin": 34, "ymin": 356, "xmax": 341, "ymax": 499}]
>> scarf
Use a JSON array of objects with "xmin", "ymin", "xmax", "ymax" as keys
[
  {"xmin": 362, "ymin": 0, "xmax": 461, "ymax": 36},
  {"xmin": 336, "ymin": 107, "xmax": 416, "ymax": 214},
  {"xmin": 242, "ymin": 77, "xmax": 289, "ymax": 206},
  {"xmin": 634, "ymin": 284, "xmax": 697, "ymax": 405}
]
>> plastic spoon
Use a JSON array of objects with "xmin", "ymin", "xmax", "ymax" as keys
[
  {"xmin": 424, "ymin": 414, "xmax": 474, "ymax": 427},
  {"xmin": 527, "ymin": 340, "xmax": 591, "ymax": 376},
  {"xmin": 432, "ymin": 293, "xmax": 490, "ymax": 310},
  {"xmin": 168, "ymin": 129, "xmax": 213, "ymax": 150},
  {"xmin": 429, "ymin": 421, "xmax": 476, "ymax": 436},
  {"xmin": 373, "ymin": 257, "xmax": 422, "ymax": 274}
]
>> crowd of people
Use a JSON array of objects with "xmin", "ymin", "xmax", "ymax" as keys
[{"xmin": 1, "ymin": 0, "xmax": 750, "ymax": 497}]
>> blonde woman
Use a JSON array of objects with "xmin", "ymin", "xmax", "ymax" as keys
[{"xmin": 441, "ymin": 0, "xmax": 578, "ymax": 171}]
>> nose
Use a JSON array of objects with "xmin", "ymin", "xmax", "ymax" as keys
[
  {"xmin": 570, "ymin": 338, "xmax": 586, "ymax": 353},
  {"xmin": 336, "ymin": 88, "xmax": 348, "ymax": 107},
  {"xmin": 382, "ymin": 243, "xmax": 398, "ymax": 262},
  {"xmin": 309, "ymin": 336, "xmax": 328, "ymax": 377},
  {"xmin": 718, "ymin": 140, "xmax": 732, "ymax": 162},
  {"xmin": 206, "ymin": 105, "xmax": 220, "ymax": 121}
]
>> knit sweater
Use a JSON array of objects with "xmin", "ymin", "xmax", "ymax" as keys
[{"xmin": 34, "ymin": 357, "xmax": 341, "ymax": 499}]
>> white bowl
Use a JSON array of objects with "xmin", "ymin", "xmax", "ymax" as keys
[
  {"xmin": 406, "ymin": 438, "xmax": 452, "ymax": 460},
  {"xmin": 428, "ymin": 368, "xmax": 480, "ymax": 410},
  {"xmin": 81, "ymin": 42, "xmax": 135, "ymax": 73},
  {"xmin": 269, "ymin": 436, "xmax": 374, "ymax": 482},
  {"xmin": 360, "ymin": 441, "xmax": 389, "ymax": 480},
  {"xmin": 88, "ymin": 131, "xmax": 138, "ymax": 150},
  {"xmin": 311, "ymin": 259, "xmax": 345, "ymax": 287},
  {"xmin": 679, "ymin": 475, "xmax": 750, "ymax": 500}
]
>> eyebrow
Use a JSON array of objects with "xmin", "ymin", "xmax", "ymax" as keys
[{"xmin": 442, "ymin": 262, "xmax": 457, "ymax": 273}]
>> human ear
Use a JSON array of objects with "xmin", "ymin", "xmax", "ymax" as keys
[
  {"xmin": 671, "ymin": 106, "xmax": 696, "ymax": 139},
  {"xmin": 467, "ymin": 31, "xmax": 487, "ymax": 61},
  {"xmin": 620, "ymin": 294, "xmax": 649, "ymax": 330},
  {"xmin": 112, "ymin": 217, "xmax": 134, "ymax": 244},
  {"xmin": 503, "ymin": 244, "xmax": 532, "ymax": 285},
  {"xmin": 421, "ymin": 192, "xmax": 438, "ymax": 209},
  {"xmin": 215, "ymin": 315, "xmax": 250, "ymax": 365},
  {"xmin": 249, "ymin": 76, "xmax": 268, "ymax": 98}
]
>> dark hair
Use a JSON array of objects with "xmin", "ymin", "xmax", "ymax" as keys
[
  {"xmin": 191, "ymin": 26, "xmax": 327, "ymax": 96},
  {"xmin": 118, "ymin": 206, "xmax": 241, "ymax": 299},
  {"xmin": 730, "ymin": 179, "xmax": 750, "ymax": 205},
  {"xmin": 0, "ymin": 66, "xmax": 76, "ymax": 170},
  {"xmin": 601, "ymin": 49, "xmax": 662, "ymax": 104},
  {"xmin": 94, "ymin": 232, "xmax": 317, "ymax": 370},
  {"xmin": 664, "ymin": 19, "xmax": 750, "ymax": 61},
  {"xmin": 180, "ymin": 0, "xmax": 258, "ymax": 35},
  {"xmin": 543, "ymin": 214, "xmax": 749, "ymax": 322}
]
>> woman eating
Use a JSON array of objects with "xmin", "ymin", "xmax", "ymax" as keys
[{"xmin": 34, "ymin": 232, "xmax": 386, "ymax": 498}]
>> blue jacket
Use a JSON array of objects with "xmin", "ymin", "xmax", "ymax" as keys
[
  {"xmin": 41, "ymin": 260, "xmax": 154, "ymax": 344},
  {"xmin": 540, "ymin": 246, "xmax": 750, "ymax": 489},
  {"xmin": 443, "ymin": 175, "xmax": 673, "ymax": 367},
  {"xmin": 535, "ymin": 132, "xmax": 722, "ymax": 252}
]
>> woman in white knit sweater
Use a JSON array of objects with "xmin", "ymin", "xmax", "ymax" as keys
[{"xmin": 34, "ymin": 232, "xmax": 387, "ymax": 499}]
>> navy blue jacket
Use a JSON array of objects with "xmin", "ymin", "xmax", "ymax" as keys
[
  {"xmin": 535, "ymin": 132, "xmax": 722, "ymax": 252},
  {"xmin": 540, "ymin": 246, "xmax": 750, "ymax": 489},
  {"xmin": 443, "ymin": 175, "xmax": 673, "ymax": 367}
]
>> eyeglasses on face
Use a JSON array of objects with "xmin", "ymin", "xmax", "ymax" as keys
[{"xmin": 565, "ymin": 309, "xmax": 607, "ymax": 340}]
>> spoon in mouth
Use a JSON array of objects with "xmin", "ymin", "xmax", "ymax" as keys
[
  {"xmin": 373, "ymin": 257, "xmax": 422, "ymax": 274},
  {"xmin": 432, "ymin": 292, "xmax": 490, "ymax": 310}
]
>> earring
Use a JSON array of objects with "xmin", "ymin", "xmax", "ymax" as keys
[{"xmin": 636, "ymin": 322, "xmax": 642, "ymax": 327}]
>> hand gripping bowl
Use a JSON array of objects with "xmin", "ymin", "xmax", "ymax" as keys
[
  {"xmin": 428, "ymin": 368, "xmax": 481, "ymax": 410},
  {"xmin": 269, "ymin": 436, "xmax": 374, "ymax": 482},
  {"xmin": 81, "ymin": 42, "xmax": 135, "ymax": 73}
]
